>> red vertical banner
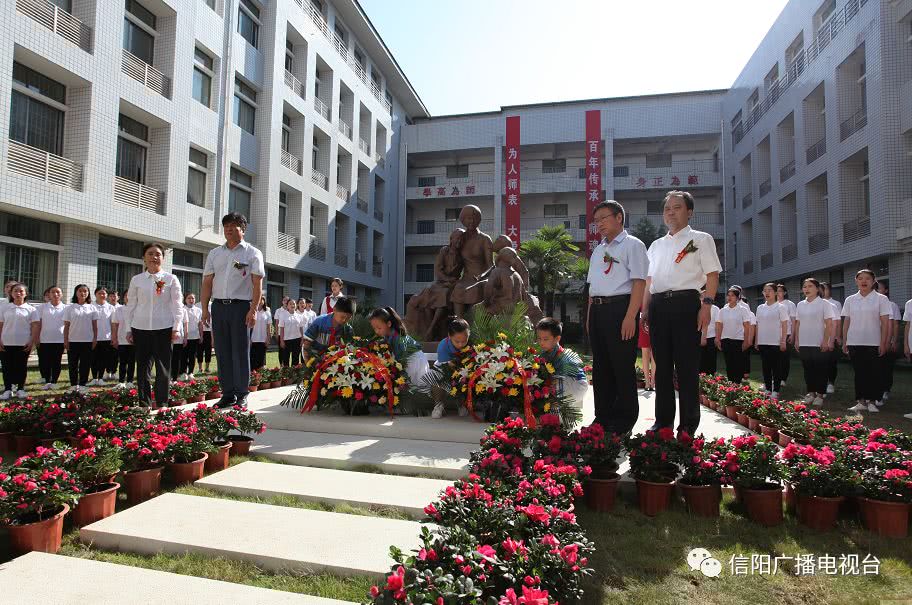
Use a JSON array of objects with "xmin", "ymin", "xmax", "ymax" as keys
[
  {"xmin": 584, "ymin": 110, "xmax": 603, "ymax": 257},
  {"xmin": 504, "ymin": 116, "xmax": 521, "ymax": 247}
]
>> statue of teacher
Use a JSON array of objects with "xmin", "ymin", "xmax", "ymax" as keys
[{"xmin": 450, "ymin": 205, "xmax": 494, "ymax": 318}]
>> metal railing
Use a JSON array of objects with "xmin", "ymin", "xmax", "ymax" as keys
[
  {"xmin": 308, "ymin": 3, "xmax": 330, "ymax": 39},
  {"xmin": 336, "ymin": 184, "xmax": 349, "ymax": 201},
  {"xmin": 806, "ymin": 137, "xmax": 827, "ymax": 164},
  {"xmin": 759, "ymin": 178, "xmax": 772, "ymax": 198},
  {"xmin": 284, "ymin": 69, "xmax": 305, "ymax": 99},
  {"xmin": 334, "ymin": 252, "xmax": 348, "ymax": 267},
  {"xmin": 311, "ymin": 169, "xmax": 327, "ymax": 190},
  {"xmin": 331, "ymin": 31, "xmax": 347, "ymax": 59},
  {"xmin": 350, "ymin": 60, "xmax": 368, "ymax": 85},
  {"xmin": 782, "ymin": 243, "xmax": 798, "ymax": 262},
  {"xmin": 843, "ymin": 217, "xmax": 871, "ymax": 242},
  {"xmin": 7, "ymin": 139, "xmax": 83, "ymax": 191},
  {"xmin": 121, "ymin": 49, "xmax": 171, "ymax": 98},
  {"xmin": 373, "ymin": 263, "xmax": 383, "ymax": 277},
  {"xmin": 113, "ymin": 175, "xmax": 164, "ymax": 214},
  {"xmin": 383, "ymin": 98, "xmax": 392, "ymax": 115},
  {"xmin": 281, "ymin": 149, "xmax": 302, "ymax": 175},
  {"xmin": 369, "ymin": 81, "xmax": 382, "ymax": 102},
  {"xmin": 276, "ymin": 232, "xmax": 299, "ymax": 253},
  {"xmin": 760, "ymin": 252, "xmax": 773, "ymax": 270},
  {"xmin": 742, "ymin": 193, "xmax": 753, "ymax": 209},
  {"xmin": 358, "ymin": 138, "xmax": 370, "ymax": 155},
  {"xmin": 17, "ymin": 0, "xmax": 92, "ymax": 52},
  {"xmin": 373, "ymin": 209, "xmax": 384, "ymax": 222},
  {"xmin": 808, "ymin": 232, "xmax": 829, "ymax": 254},
  {"xmin": 355, "ymin": 258, "xmax": 366, "ymax": 272},
  {"xmin": 356, "ymin": 197, "xmax": 368, "ymax": 213},
  {"xmin": 338, "ymin": 120, "xmax": 352, "ymax": 140},
  {"xmin": 840, "ymin": 108, "xmax": 867, "ymax": 141},
  {"xmin": 313, "ymin": 97, "xmax": 330, "ymax": 120},
  {"xmin": 307, "ymin": 238, "xmax": 327, "ymax": 261},
  {"xmin": 779, "ymin": 160, "xmax": 795, "ymax": 183}
]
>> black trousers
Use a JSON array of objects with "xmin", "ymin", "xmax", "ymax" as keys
[
  {"xmin": 588, "ymin": 296, "xmax": 639, "ymax": 434},
  {"xmin": 743, "ymin": 344, "xmax": 751, "ymax": 378},
  {"xmin": 758, "ymin": 345, "xmax": 783, "ymax": 392},
  {"xmin": 118, "ymin": 344, "xmax": 135, "ymax": 383},
  {"xmin": 38, "ymin": 342, "xmax": 64, "ymax": 383},
  {"xmin": 91, "ymin": 341, "xmax": 115, "ymax": 379},
  {"xmin": 281, "ymin": 338, "xmax": 302, "ymax": 367},
  {"xmin": 133, "ymin": 327, "xmax": 173, "ymax": 407},
  {"xmin": 183, "ymin": 338, "xmax": 199, "ymax": 375},
  {"xmin": 879, "ymin": 350, "xmax": 897, "ymax": 394},
  {"xmin": 2, "ymin": 346, "xmax": 28, "ymax": 391},
  {"xmin": 68, "ymin": 341, "xmax": 93, "ymax": 386},
  {"xmin": 721, "ymin": 338, "xmax": 745, "ymax": 383},
  {"xmin": 649, "ymin": 293, "xmax": 700, "ymax": 433},
  {"xmin": 827, "ymin": 345, "xmax": 840, "ymax": 385},
  {"xmin": 799, "ymin": 346, "xmax": 829, "ymax": 394},
  {"xmin": 171, "ymin": 343, "xmax": 185, "ymax": 377},
  {"xmin": 106, "ymin": 341, "xmax": 118, "ymax": 374},
  {"xmin": 780, "ymin": 343, "xmax": 792, "ymax": 382},
  {"xmin": 849, "ymin": 346, "xmax": 882, "ymax": 401},
  {"xmin": 278, "ymin": 338, "xmax": 291, "ymax": 367},
  {"xmin": 250, "ymin": 342, "xmax": 267, "ymax": 370},
  {"xmin": 212, "ymin": 301, "xmax": 251, "ymax": 401},
  {"xmin": 699, "ymin": 341, "xmax": 717, "ymax": 375},
  {"xmin": 198, "ymin": 331, "xmax": 213, "ymax": 365}
]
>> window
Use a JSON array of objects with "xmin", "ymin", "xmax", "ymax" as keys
[
  {"xmin": 0, "ymin": 212, "xmax": 60, "ymax": 245},
  {"xmin": 50, "ymin": 0, "xmax": 73, "ymax": 11},
  {"xmin": 416, "ymin": 220, "xmax": 434, "ymax": 234},
  {"xmin": 187, "ymin": 147, "xmax": 208, "ymax": 207},
  {"xmin": 647, "ymin": 199, "xmax": 664, "ymax": 215},
  {"xmin": 98, "ymin": 234, "xmax": 144, "ymax": 258},
  {"xmin": 0, "ymin": 244, "xmax": 58, "ymax": 301},
  {"xmin": 97, "ymin": 259, "xmax": 142, "ymax": 295},
  {"xmin": 203, "ymin": 0, "xmax": 215, "ymax": 10},
  {"xmin": 370, "ymin": 68, "xmax": 381, "ymax": 89},
  {"xmin": 123, "ymin": 0, "xmax": 155, "ymax": 64},
  {"xmin": 285, "ymin": 40, "xmax": 294, "ymax": 72},
  {"xmin": 385, "ymin": 90, "xmax": 393, "ymax": 109},
  {"xmin": 9, "ymin": 64, "xmax": 66, "ymax": 156},
  {"xmin": 116, "ymin": 114, "xmax": 149, "ymax": 184},
  {"xmin": 747, "ymin": 88, "xmax": 760, "ymax": 111},
  {"xmin": 229, "ymin": 167, "xmax": 252, "ymax": 218},
  {"xmin": 860, "ymin": 159, "xmax": 870, "ymax": 216},
  {"xmin": 613, "ymin": 166, "xmax": 629, "ymax": 178},
  {"xmin": 354, "ymin": 48, "xmax": 365, "ymax": 68},
  {"xmin": 309, "ymin": 204, "xmax": 317, "ymax": 235},
  {"xmin": 333, "ymin": 22, "xmax": 346, "ymax": 48},
  {"xmin": 173, "ymin": 269, "xmax": 202, "ymax": 297},
  {"xmin": 192, "ymin": 46, "xmax": 214, "ymax": 108},
  {"xmin": 417, "ymin": 176, "xmax": 436, "ymax": 187},
  {"xmin": 542, "ymin": 159, "xmax": 566, "ymax": 173},
  {"xmin": 233, "ymin": 78, "xmax": 257, "ymax": 134},
  {"xmin": 646, "ymin": 153, "xmax": 672, "ymax": 169},
  {"xmin": 173, "ymin": 249, "xmax": 203, "ymax": 269},
  {"xmin": 299, "ymin": 274, "xmax": 313, "ymax": 301},
  {"xmin": 278, "ymin": 191, "xmax": 288, "ymax": 233},
  {"xmin": 237, "ymin": 0, "xmax": 260, "ymax": 48},
  {"xmin": 543, "ymin": 204, "xmax": 568, "ymax": 217},
  {"xmin": 282, "ymin": 114, "xmax": 291, "ymax": 152},
  {"xmin": 12, "ymin": 62, "xmax": 66, "ymax": 103},
  {"xmin": 416, "ymin": 264, "xmax": 434, "ymax": 282},
  {"xmin": 444, "ymin": 208, "xmax": 461, "ymax": 221},
  {"xmin": 446, "ymin": 165, "xmax": 468, "ymax": 179}
]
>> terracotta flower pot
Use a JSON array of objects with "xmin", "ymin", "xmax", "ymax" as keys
[
  {"xmin": 171, "ymin": 399, "xmax": 187, "ymax": 407},
  {"xmin": 204, "ymin": 442, "xmax": 231, "ymax": 473},
  {"xmin": 635, "ymin": 478, "xmax": 676, "ymax": 516},
  {"xmin": 227, "ymin": 435, "xmax": 253, "ymax": 456},
  {"xmin": 282, "ymin": 378, "xmax": 291, "ymax": 386},
  {"xmin": 207, "ymin": 390, "xmax": 221, "ymax": 401},
  {"xmin": 38, "ymin": 437, "xmax": 66, "ymax": 448},
  {"xmin": 707, "ymin": 400, "xmax": 718, "ymax": 411},
  {"xmin": 736, "ymin": 412, "xmax": 749, "ymax": 427},
  {"xmin": 740, "ymin": 483, "xmax": 784, "ymax": 526},
  {"xmin": 784, "ymin": 482, "xmax": 796, "ymax": 515},
  {"xmin": 678, "ymin": 481, "xmax": 722, "ymax": 517},
  {"xmin": 725, "ymin": 405, "xmax": 738, "ymax": 420},
  {"xmin": 190, "ymin": 395, "xmax": 205, "ymax": 403},
  {"xmin": 123, "ymin": 466, "xmax": 163, "ymax": 504},
  {"xmin": 167, "ymin": 453, "xmax": 208, "ymax": 485},
  {"xmin": 759, "ymin": 424, "xmax": 779, "ymax": 442},
  {"xmin": 859, "ymin": 497, "xmax": 910, "ymax": 538},
  {"xmin": 271, "ymin": 381, "xmax": 281, "ymax": 389},
  {"xmin": 747, "ymin": 417, "xmax": 760, "ymax": 431},
  {"xmin": 71, "ymin": 483, "xmax": 120, "ymax": 527},
  {"xmin": 778, "ymin": 432, "xmax": 794, "ymax": 447},
  {"xmin": 6, "ymin": 504, "xmax": 69, "ymax": 555},
  {"xmin": 796, "ymin": 493, "xmax": 844, "ymax": 531},
  {"xmin": 13, "ymin": 434, "xmax": 38, "ymax": 456},
  {"xmin": 584, "ymin": 474, "xmax": 620, "ymax": 512},
  {"xmin": 0, "ymin": 431, "xmax": 12, "ymax": 452},
  {"xmin": 248, "ymin": 385, "xmax": 259, "ymax": 392}
]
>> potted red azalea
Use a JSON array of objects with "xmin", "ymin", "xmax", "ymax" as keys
[
  {"xmin": 575, "ymin": 423, "xmax": 622, "ymax": 512},
  {"xmin": 728, "ymin": 435, "xmax": 786, "ymax": 526},
  {"xmin": 118, "ymin": 418, "xmax": 175, "ymax": 504},
  {"xmin": 626, "ymin": 428, "xmax": 681, "ymax": 516},
  {"xmin": 68, "ymin": 439, "xmax": 123, "ymax": 527},
  {"xmin": 857, "ymin": 438, "xmax": 912, "ymax": 538},
  {"xmin": 677, "ymin": 436, "xmax": 731, "ymax": 517},
  {"xmin": 779, "ymin": 443, "xmax": 856, "ymax": 531},
  {"xmin": 248, "ymin": 370, "xmax": 261, "ymax": 392},
  {"xmin": 0, "ymin": 450, "xmax": 81, "ymax": 554},
  {"xmin": 225, "ymin": 406, "xmax": 266, "ymax": 456},
  {"xmin": 203, "ymin": 376, "xmax": 221, "ymax": 401},
  {"xmin": 161, "ymin": 410, "xmax": 212, "ymax": 485},
  {"xmin": 191, "ymin": 405, "xmax": 235, "ymax": 472}
]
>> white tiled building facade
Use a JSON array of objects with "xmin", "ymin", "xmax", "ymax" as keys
[{"xmin": 0, "ymin": 0, "xmax": 426, "ymax": 310}]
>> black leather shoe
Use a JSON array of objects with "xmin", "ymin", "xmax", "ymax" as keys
[
  {"xmin": 213, "ymin": 396, "xmax": 237, "ymax": 409},
  {"xmin": 647, "ymin": 423, "xmax": 672, "ymax": 432}
]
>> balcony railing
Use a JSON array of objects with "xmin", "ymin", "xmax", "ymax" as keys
[
  {"xmin": 744, "ymin": 260, "xmax": 754, "ymax": 274},
  {"xmin": 779, "ymin": 160, "xmax": 796, "ymax": 183},
  {"xmin": 338, "ymin": 120, "xmax": 352, "ymax": 140},
  {"xmin": 840, "ymin": 108, "xmax": 867, "ymax": 141},
  {"xmin": 843, "ymin": 216, "xmax": 871, "ymax": 242},
  {"xmin": 113, "ymin": 176, "xmax": 164, "ymax": 214},
  {"xmin": 373, "ymin": 263, "xmax": 383, "ymax": 277},
  {"xmin": 742, "ymin": 193, "xmax": 753, "ymax": 209},
  {"xmin": 759, "ymin": 179, "xmax": 772, "ymax": 198},
  {"xmin": 356, "ymin": 197, "xmax": 368, "ymax": 213},
  {"xmin": 311, "ymin": 169, "xmax": 328, "ymax": 190},
  {"xmin": 276, "ymin": 232, "xmax": 299, "ymax": 253},
  {"xmin": 374, "ymin": 209, "xmax": 384, "ymax": 222},
  {"xmin": 284, "ymin": 69, "xmax": 305, "ymax": 100},
  {"xmin": 806, "ymin": 138, "xmax": 827, "ymax": 164},
  {"xmin": 7, "ymin": 139, "xmax": 83, "ymax": 191},
  {"xmin": 350, "ymin": 60, "xmax": 368, "ymax": 85},
  {"xmin": 121, "ymin": 49, "xmax": 171, "ymax": 98},
  {"xmin": 808, "ymin": 232, "xmax": 829, "ymax": 254},
  {"xmin": 334, "ymin": 252, "xmax": 348, "ymax": 267},
  {"xmin": 405, "ymin": 219, "xmax": 495, "ymax": 246},
  {"xmin": 370, "ymin": 81, "xmax": 382, "ymax": 102},
  {"xmin": 760, "ymin": 252, "xmax": 773, "ymax": 270},
  {"xmin": 17, "ymin": 0, "xmax": 92, "ymax": 52},
  {"xmin": 374, "ymin": 152, "xmax": 385, "ymax": 169},
  {"xmin": 281, "ymin": 149, "xmax": 302, "ymax": 175},
  {"xmin": 355, "ymin": 258, "xmax": 367, "ymax": 272},
  {"xmin": 314, "ymin": 97, "xmax": 330, "ymax": 121},
  {"xmin": 331, "ymin": 32, "xmax": 348, "ymax": 59},
  {"xmin": 336, "ymin": 184, "xmax": 349, "ymax": 201},
  {"xmin": 358, "ymin": 138, "xmax": 370, "ymax": 155},
  {"xmin": 782, "ymin": 243, "xmax": 798, "ymax": 262},
  {"xmin": 306, "ymin": 236, "xmax": 326, "ymax": 261},
  {"xmin": 383, "ymin": 98, "xmax": 392, "ymax": 115},
  {"xmin": 308, "ymin": 3, "xmax": 330, "ymax": 39}
]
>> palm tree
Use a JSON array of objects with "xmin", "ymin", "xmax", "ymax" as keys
[{"xmin": 519, "ymin": 225, "xmax": 580, "ymax": 317}]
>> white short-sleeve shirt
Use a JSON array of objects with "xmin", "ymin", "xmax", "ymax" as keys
[
  {"xmin": 111, "ymin": 305, "xmax": 133, "ymax": 346},
  {"xmin": 888, "ymin": 301, "xmax": 901, "ymax": 321},
  {"xmin": 755, "ymin": 302, "xmax": 789, "ymax": 346},
  {"xmin": 31, "ymin": 302, "xmax": 66, "ymax": 344},
  {"xmin": 203, "ymin": 240, "xmax": 265, "ymax": 301},
  {"xmin": 842, "ymin": 291, "xmax": 892, "ymax": 347},
  {"xmin": 796, "ymin": 297, "xmax": 837, "ymax": 348},
  {"xmin": 92, "ymin": 301, "xmax": 116, "ymax": 341},
  {"xmin": 279, "ymin": 312, "xmax": 305, "ymax": 340},
  {"xmin": 251, "ymin": 309, "xmax": 272, "ymax": 343},
  {"xmin": 717, "ymin": 304, "xmax": 753, "ymax": 340},
  {"xmin": 1, "ymin": 303, "xmax": 36, "ymax": 346},
  {"xmin": 705, "ymin": 304, "xmax": 720, "ymax": 339},
  {"xmin": 64, "ymin": 303, "xmax": 97, "ymax": 342},
  {"xmin": 185, "ymin": 305, "xmax": 203, "ymax": 340},
  {"xmin": 779, "ymin": 298, "xmax": 797, "ymax": 336},
  {"xmin": 586, "ymin": 230, "xmax": 650, "ymax": 297},
  {"xmin": 172, "ymin": 307, "xmax": 189, "ymax": 342},
  {"xmin": 646, "ymin": 225, "xmax": 722, "ymax": 293},
  {"xmin": 274, "ymin": 307, "xmax": 290, "ymax": 327},
  {"xmin": 903, "ymin": 299, "xmax": 912, "ymax": 350}
]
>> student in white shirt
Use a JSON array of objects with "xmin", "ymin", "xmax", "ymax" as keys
[
  {"xmin": 197, "ymin": 300, "xmax": 213, "ymax": 373},
  {"xmin": 297, "ymin": 298, "xmax": 316, "ymax": 332},
  {"xmin": 699, "ymin": 286, "xmax": 720, "ymax": 375},
  {"xmin": 106, "ymin": 290, "xmax": 122, "ymax": 380},
  {"xmin": 30, "ymin": 286, "xmax": 66, "ymax": 389},
  {"xmin": 714, "ymin": 287, "xmax": 752, "ymax": 383},
  {"xmin": 127, "ymin": 242, "xmax": 184, "ymax": 408},
  {"xmin": 842, "ymin": 270, "xmax": 892, "ymax": 413},
  {"xmin": 875, "ymin": 281, "xmax": 902, "ymax": 401},
  {"xmin": 0, "ymin": 283, "xmax": 36, "ymax": 399},
  {"xmin": 181, "ymin": 293, "xmax": 203, "ymax": 380},
  {"xmin": 776, "ymin": 284, "xmax": 797, "ymax": 387},
  {"xmin": 754, "ymin": 283, "xmax": 789, "ymax": 399},
  {"xmin": 320, "ymin": 278, "xmax": 345, "ymax": 315},
  {"xmin": 90, "ymin": 287, "xmax": 116, "ymax": 385},
  {"xmin": 794, "ymin": 278, "xmax": 836, "ymax": 407},
  {"xmin": 820, "ymin": 282, "xmax": 842, "ymax": 395},
  {"xmin": 278, "ymin": 298, "xmax": 304, "ymax": 367},
  {"xmin": 111, "ymin": 292, "xmax": 135, "ymax": 388},
  {"xmin": 63, "ymin": 284, "xmax": 98, "ymax": 393},
  {"xmin": 170, "ymin": 305, "xmax": 190, "ymax": 384},
  {"xmin": 273, "ymin": 296, "xmax": 290, "ymax": 338},
  {"xmin": 904, "ymin": 298, "xmax": 912, "ymax": 420},
  {"xmin": 250, "ymin": 296, "xmax": 272, "ymax": 371}
]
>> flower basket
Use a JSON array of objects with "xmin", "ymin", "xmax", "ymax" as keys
[
  {"xmin": 725, "ymin": 405, "xmax": 738, "ymax": 420},
  {"xmin": 123, "ymin": 466, "xmax": 163, "ymax": 504},
  {"xmin": 71, "ymin": 483, "xmax": 119, "ymax": 527},
  {"xmin": 6, "ymin": 504, "xmax": 69, "ymax": 555},
  {"xmin": 248, "ymin": 384, "xmax": 259, "ymax": 392}
]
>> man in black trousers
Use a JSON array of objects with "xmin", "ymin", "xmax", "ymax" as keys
[
  {"xmin": 201, "ymin": 212, "xmax": 264, "ymax": 408},
  {"xmin": 642, "ymin": 191, "xmax": 721, "ymax": 436},
  {"xmin": 586, "ymin": 201, "xmax": 649, "ymax": 435}
]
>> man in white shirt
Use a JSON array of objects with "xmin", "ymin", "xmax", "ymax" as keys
[
  {"xmin": 585, "ymin": 201, "xmax": 649, "ymax": 435},
  {"xmin": 642, "ymin": 191, "xmax": 722, "ymax": 436},
  {"xmin": 776, "ymin": 284, "xmax": 797, "ymax": 387},
  {"xmin": 201, "ymin": 212, "xmax": 265, "ymax": 408}
]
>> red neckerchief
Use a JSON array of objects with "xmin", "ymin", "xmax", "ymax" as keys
[
  {"xmin": 325, "ymin": 296, "xmax": 334, "ymax": 313},
  {"xmin": 328, "ymin": 325, "xmax": 337, "ymax": 346}
]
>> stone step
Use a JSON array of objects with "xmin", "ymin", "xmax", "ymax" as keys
[
  {"xmin": 196, "ymin": 461, "xmax": 450, "ymax": 517},
  {"xmin": 2, "ymin": 552, "xmax": 357, "ymax": 604},
  {"xmin": 251, "ymin": 428, "xmax": 472, "ymax": 479},
  {"xmin": 80, "ymin": 492, "xmax": 427, "ymax": 577}
]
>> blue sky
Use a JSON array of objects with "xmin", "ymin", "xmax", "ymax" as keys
[{"xmin": 358, "ymin": 0, "xmax": 790, "ymax": 116}]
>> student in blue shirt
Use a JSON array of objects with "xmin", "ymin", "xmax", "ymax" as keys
[
  {"xmin": 536, "ymin": 317, "xmax": 588, "ymax": 409},
  {"xmin": 431, "ymin": 317, "xmax": 471, "ymax": 418},
  {"xmin": 302, "ymin": 296, "xmax": 354, "ymax": 356},
  {"xmin": 369, "ymin": 307, "xmax": 429, "ymax": 385}
]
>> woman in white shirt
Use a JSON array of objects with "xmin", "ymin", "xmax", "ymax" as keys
[
  {"xmin": 320, "ymin": 277, "xmax": 345, "ymax": 315},
  {"xmin": 775, "ymin": 284, "xmax": 797, "ymax": 388},
  {"xmin": 126, "ymin": 242, "xmax": 183, "ymax": 408},
  {"xmin": 197, "ymin": 300, "xmax": 213, "ymax": 373},
  {"xmin": 170, "ymin": 306, "xmax": 190, "ymax": 384},
  {"xmin": 111, "ymin": 292, "xmax": 135, "ymax": 388},
  {"xmin": 250, "ymin": 296, "xmax": 272, "ymax": 371},
  {"xmin": 821, "ymin": 282, "xmax": 842, "ymax": 395},
  {"xmin": 297, "ymin": 298, "xmax": 316, "ymax": 333},
  {"xmin": 64, "ymin": 284, "xmax": 98, "ymax": 393},
  {"xmin": 90, "ymin": 287, "xmax": 116, "ymax": 386},
  {"xmin": 0, "ymin": 283, "xmax": 36, "ymax": 399},
  {"xmin": 842, "ymin": 270, "xmax": 892, "ymax": 413},
  {"xmin": 794, "ymin": 278, "xmax": 836, "ymax": 406},
  {"xmin": 180, "ymin": 293, "xmax": 203, "ymax": 380},
  {"xmin": 699, "ymin": 297, "xmax": 720, "ymax": 375},
  {"xmin": 753, "ymin": 283, "xmax": 789, "ymax": 399},
  {"xmin": 274, "ymin": 297, "xmax": 291, "ymax": 367},
  {"xmin": 875, "ymin": 281, "xmax": 901, "ymax": 402},
  {"xmin": 714, "ymin": 287, "xmax": 753, "ymax": 383},
  {"xmin": 30, "ymin": 285, "xmax": 66, "ymax": 389},
  {"xmin": 278, "ymin": 298, "xmax": 304, "ymax": 367}
]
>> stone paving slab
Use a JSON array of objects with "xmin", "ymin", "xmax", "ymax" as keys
[
  {"xmin": 197, "ymin": 461, "xmax": 449, "ymax": 517},
  {"xmin": 0, "ymin": 552, "xmax": 357, "ymax": 604},
  {"xmin": 250, "ymin": 428, "xmax": 472, "ymax": 479},
  {"xmin": 80, "ymin": 492, "xmax": 426, "ymax": 577}
]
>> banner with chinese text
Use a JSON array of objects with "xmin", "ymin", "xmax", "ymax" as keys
[
  {"xmin": 585, "ymin": 110, "xmax": 603, "ymax": 257},
  {"xmin": 504, "ymin": 116, "xmax": 521, "ymax": 246}
]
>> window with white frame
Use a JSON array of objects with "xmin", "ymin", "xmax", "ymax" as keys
[
  {"xmin": 860, "ymin": 159, "xmax": 870, "ymax": 217},
  {"xmin": 192, "ymin": 46, "xmax": 214, "ymax": 108},
  {"xmin": 233, "ymin": 77, "xmax": 257, "ymax": 134},
  {"xmin": 278, "ymin": 190, "xmax": 288, "ymax": 234},
  {"xmin": 309, "ymin": 204, "xmax": 316, "ymax": 235},
  {"xmin": 237, "ymin": 0, "xmax": 260, "ymax": 48},
  {"xmin": 282, "ymin": 114, "xmax": 291, "ymax": 152},
  {"xmin": 354, "ymin": 48, "xmax": 365, "ymax": 69},
  {"xmin": 0, "ymin": 243, "xmax": 58, "ymax": 301},
  {"xmin": 116, "ymin": 113, "xmax": 149, "ymax": 184},
  {"xmin": 285, "ymin": 40, "xmax": 294, "ymax": 72},
  {"xmin": 172, "ymin": 248, "xmax": 204, "ymax": 297},
  {"xmin": 187, "ymin": 147, "xmax": 208, "ymax": 207},
  {"xmin": 299, "ymin": 274, "xmax": 313, "ymax": 302},
  {"xmin": 9, "ymin": 62, "xmax": 66, "ymax": 156},
  {"xmin": 123, "ymin": 0, "xmax": 156, "ymax": 64},
  {"xmin": 229, "ymin": 167, "xmax": 253, "ymax": 218}
]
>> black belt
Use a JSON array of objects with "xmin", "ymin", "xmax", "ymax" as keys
[
  {"xmin": 591, "ymin": 294, "xmax": 630, "ymax": 305},
  {"xmin": 652, "ymin": 289, "xmax": 699, "ymax": 300},
  {"xmin": 212, "ymin": 298, "xmax": 250, "ymax": 304}
]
